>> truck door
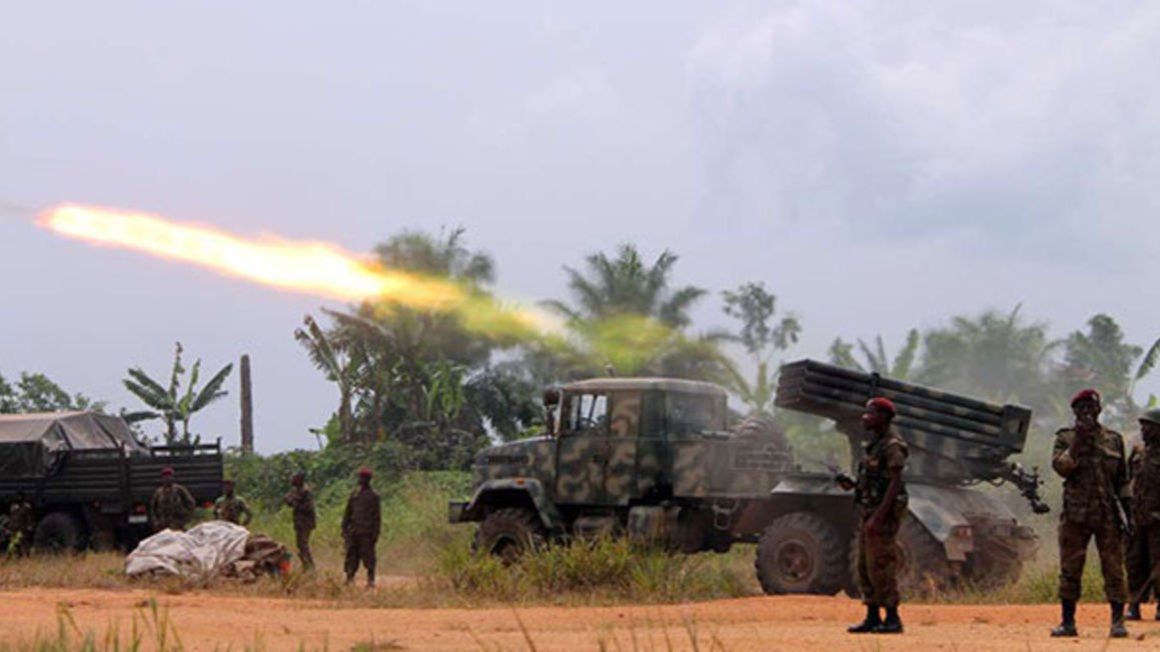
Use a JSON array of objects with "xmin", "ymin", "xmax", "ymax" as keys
[
  {"xmin": 554, "ymin": 392, "xmax": 610, "ymax": 504},
  {"xmin": 604, "ymin": 390, "xmax": 642, "ymax": 504}
]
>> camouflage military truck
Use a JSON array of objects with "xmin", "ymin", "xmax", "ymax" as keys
[{"xmin": 449, "ymin": 360, "xmax": 1046, "ymax": 595}]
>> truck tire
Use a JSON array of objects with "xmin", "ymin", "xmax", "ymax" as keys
[
  {"xmin": 846, "ymin": 516, "xmax": 953, "ymax": 598},
  {"xmin": 896, "ymin": 517, "xmax": 952, "ymax": 596},
  {"xmin": 473, "ymin": 508, "xmax": 546, "ymax": 562},
  {"xmin": 33, "ymin": 512, "xmax": 85, "ymax": 553},
  {"xmin": 755, "ymin": 512, "xmax": 846, "ymax": 595}
]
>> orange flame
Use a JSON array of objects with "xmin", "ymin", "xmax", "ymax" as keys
[{"xmin": 40, "ymin": 204, "xmax": 559, "ymax": 335}]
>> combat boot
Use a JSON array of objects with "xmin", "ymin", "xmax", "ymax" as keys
[
  {"xmin": 847, "ymin": 605, "xmax": 881, "ymax": 634},
  {"xmin": 1126, "ymin": 602, "xmax": 1141, "ymax": 621},
  {"xmin": 1154, "ymin": 603, "xmax": 1160, "ymax": 621},
  {"xmin": 873, "ymin": 607, "xmax": 903, "ymax": 634},
  {"xmin": 1110, "ymin": 602, "xmax": 1129, "ymax": 639},
  {"xmin": 1050, "ymin": 600, "xmax": 1078, "ymax": 637}
]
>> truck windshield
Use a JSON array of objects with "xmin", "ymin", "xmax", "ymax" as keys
[{"xmin": 666, "ymin": 393, "xmax": 726, "ymax": 435}]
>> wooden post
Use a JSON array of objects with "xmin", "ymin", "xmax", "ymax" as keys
[{"xmin": 240, "ymin": 354, "xmax": 254, "ymax": 453}]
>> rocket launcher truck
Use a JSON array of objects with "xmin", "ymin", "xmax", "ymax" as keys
[{"xmin": 449, "ymin": 359, "xmax": 1044, "ymax": 596}]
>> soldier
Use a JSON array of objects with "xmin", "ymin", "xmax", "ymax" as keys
[
  {"xmin": 282, "ymin": 471, "xmax": 316, "ymax": 570},
  {"xmin": 841, "ymin": 396, "xmax": 908, "ymax": 635},
  {"xmin": 1050, "ymin": 388, "xmax": 1131, "ymax": 639},
  {"xmin": 7, "ymin": 491, "xmax": 35, "ymax": 556},
  {"xmin": 1126, "ymin": 408, "xmax": 1160, "ymax": 620},
  {"xmin": 213, "ymin": 479, "xmax": 253, "ymax": 526},
  {"xmin": 149, "ymin": 467, "xmax": 196, "ymax": 532},
  {"xmin": 342, "ymin": 467, "xmax": 381, "ymax": 588}
]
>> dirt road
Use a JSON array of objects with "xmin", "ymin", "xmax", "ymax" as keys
[{"xmin": 1, "ymin": 588, "xmax": 1158, "ymax": 651}]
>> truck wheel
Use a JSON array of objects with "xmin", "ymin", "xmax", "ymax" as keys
[
  {"xmin": 755, "ymin": 513, "xmax": 845, "ymax": 595},
  {"xmin": 846, "ymin": 516, "xmax": 952, "ymax": 598},
  {"xmin": 33, "ymin": 512, "xmax": 85, "ymax": 553},
  {"xmin": 896, "ymin": 517, "xmax": 952, "ymax": 596},
  {"xmin": 473, "ymin": 508, "xmax": 546, "ymax": 562}
]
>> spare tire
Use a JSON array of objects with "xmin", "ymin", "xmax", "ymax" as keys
[
  {"xmin": 34, "ymin": 511, "xmax": 85, "ymax": 553},
  {"xmin": 755, "ymin": 512, "xmax": 846, "ymax": 595}
]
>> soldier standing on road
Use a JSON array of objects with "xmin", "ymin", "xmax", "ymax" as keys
[
  {"xmin": 1126, "ymin": 408, "xmax": 1160, "ymax": 620},
  {"xmin": 150, "ymin": 467, "xmax": 196, "ymax": 532},
  {"xmin": 283, "ymin": 472, "xmax": 316, "ymax": 570},
  {"xmin": 842, "ymin": 397, "xmax": 908, "ymax": 635},
  {"xmin": 1050, "ymin": 388, "xmax": 1131, "ymax": 639},
  {"xmin": 7, "ymin": 491, "xmax": 35, "ymax": 556},
  {"xmin": 342, "ymin": 467, "xmax": 381, "ymax": 588},
  {"xmin": 213, "ymin": 479, "xmax": 253, "ymax": 526}
]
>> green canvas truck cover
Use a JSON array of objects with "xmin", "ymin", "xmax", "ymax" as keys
[{"xmin": 0, "ymin": 412, "xmax": 146, "ymax": 477}]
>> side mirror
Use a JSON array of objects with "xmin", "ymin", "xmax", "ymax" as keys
[{"xmin": 542, "ymin": 388, "xmax": 560, "ymax": 407}]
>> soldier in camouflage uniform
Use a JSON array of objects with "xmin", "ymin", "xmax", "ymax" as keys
[
  {"xmin": 213, "ymin": 480, "xmax": 253, "ymax": 526},
  {"xmin": 842, "ymin": 397, "xmax": 908, "ymax": 635},
  {"xmin": 1050, "ymin": 388, "xmax": 1130, "ymax": 639},
  {"xmin": 7, "ymin": 491, "xmax": 35, "ymax": 556},
  {"xmin": 342, "ymin": 467, "xmax": 381, "ymax": 588},
  {"xmin": 282, "ymin": 472, "xmax": 316, "ymax": 570},
  {"xmin": 149, "ymin": 467, "xmax": 196, "ymax": 532},
  {"xmin": 1126, "ymin": 408, "xmax": 1160, "ymax": 620}
]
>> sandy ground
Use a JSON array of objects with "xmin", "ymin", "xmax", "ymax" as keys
[{"xmin": 2, "ymin": 588, "xmax": 1160, "ymax": 651}]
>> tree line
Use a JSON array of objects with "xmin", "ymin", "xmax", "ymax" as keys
[
  {"xmin": 293, "ymin": 228, "xmax": 1160, "ymax": 471},
  {"xmin": 6, "ymin": 227, "xmax": 1158, "ymax": 471}
]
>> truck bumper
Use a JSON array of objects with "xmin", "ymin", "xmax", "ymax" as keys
[{"xmin": 448, "ymin": 501, "xmax": 468, "ymax": 524}]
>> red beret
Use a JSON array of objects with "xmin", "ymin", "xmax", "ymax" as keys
[
  {"xmin": 1071, "ymin": 388, "xmax": 1101, "ymax": 407},
  {"xmin": 357, "ymin": 467, "xmax": 373, "ymax": 478},
  {"xmin": 160, "ymin": 467, "xmax": 174, "ymax": 477},
  {"xmin": 866, "ymin": 397, "xmax": 896, "ymax": 416}
]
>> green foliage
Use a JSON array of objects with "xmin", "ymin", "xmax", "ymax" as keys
[
  {"xmin": 717, "ymin": 281, "xmax": 800, "ymax": 416},
  {"xmin": 296, "ymin": 229, "xmax": 541, "ymax": 467},
  {"xmin": 916, "ymin": 304, "xmax": 1058, "ymax": 408},
  {"xmin": 437, "ymin": 536, "xmax": 753, "ymax": 603},
  {"xmin": 540, "ymin": 244, "xmax": 724, "ymax": 380},
  {"xmin": 827, "ymin": 329, "xmax": 920, "ymax": 380},
  {"xmin": 1061, "ymin": 314, "xmax": 1141, "ymax": 415},
  {"xmin": 122, "ymin": 342, "xmax": 233, "ymax": 446},
  {"xmin": 0, "ymin": 372, "xmax": 102, "ymax": 414}
]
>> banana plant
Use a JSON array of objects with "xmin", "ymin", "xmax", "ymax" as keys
[{"xmin": 123, "ymin": 342, "xmax": 233, "ymax": 446}]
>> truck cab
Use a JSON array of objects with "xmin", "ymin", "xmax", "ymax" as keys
[{"xmin": 450, "ymin": 377, "xmax": 787, "ymax": 556}]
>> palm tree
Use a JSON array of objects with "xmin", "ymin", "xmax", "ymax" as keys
[
  {"xmin": 123, "ymin": 342, "xmax": 233, "ymax": 446},
  {"xmin": 543, "ymin": 244, "xmax": 706, "ymax": 328},
  {"xmin": 828, "ymin": 330, "xmax": 920, "ymax": 380},
  {"xmin": 294, "ymin": 315, "xmax": 360, "ymax": 443},
  {"xmin": 915, "ymin": 304, "xmax": 1057, "ymax": 407},
  {"xmin": 542, "ymin": 244, "xmax": 713, "ymax": 377}
]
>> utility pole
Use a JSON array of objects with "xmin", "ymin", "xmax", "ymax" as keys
[{"xmin": 240, "ymin": 354, "xmax": 254, "ymax": 454}]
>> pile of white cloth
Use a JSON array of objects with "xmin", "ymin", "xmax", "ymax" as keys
[{"xmin": 125, "ymin": 521, "xmax": 250, "ymax": 580}]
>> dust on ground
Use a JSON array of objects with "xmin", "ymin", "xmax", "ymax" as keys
[{"xmin": 1, "ymin": 588, "xmax": 1158, "ymax": 651}]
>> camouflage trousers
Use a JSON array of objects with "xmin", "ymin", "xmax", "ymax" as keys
[
  {"xmin": 855, "ymin": 514, "xmax": 902, "ymax": 608},
  {"xmin": 1058, "ymin": 518, "xmax": 1127, "ymax": 603},
  {"xmin": 344, "ymin": 534, "xmax": 376, "ymax": 583},
  {"xmin": 1126, "ymin": 522, "xmax": 1160, "ymax": 604},
  {"xmin": 295, "ymin": 526, "xmax": 315, "ymax": 570}
]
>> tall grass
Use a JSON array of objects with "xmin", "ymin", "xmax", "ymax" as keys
[{"xmin": 435, "ymin": 536, "xmax": 755, "ymax": 605}]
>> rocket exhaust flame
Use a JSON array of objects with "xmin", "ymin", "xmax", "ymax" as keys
[{"xmin": 40, "ymin": 204, "xmax": 559, "ymax": 336}]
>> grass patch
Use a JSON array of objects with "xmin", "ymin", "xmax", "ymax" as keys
[{"xmin": 435, "ymin": 536, "xmax": 756, "ymax": 605}]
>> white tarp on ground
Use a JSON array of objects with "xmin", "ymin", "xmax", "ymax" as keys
[{"xmin": 125, "ymin": 521, "xmax": 249, "ymax": 580}]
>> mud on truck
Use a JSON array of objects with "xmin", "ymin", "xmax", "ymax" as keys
[
  {"xmin": 0, "ymin": 411, "xmax": 223, "ymax": 552},
  {"xmin": 448, "ymin": 359, "xmax": 1047, "ymax": 596}
]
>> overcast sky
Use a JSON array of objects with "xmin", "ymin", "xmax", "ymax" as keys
[{"xmin": 3, "ymin": 2, "xmax": 1159, "ymax": 453}]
